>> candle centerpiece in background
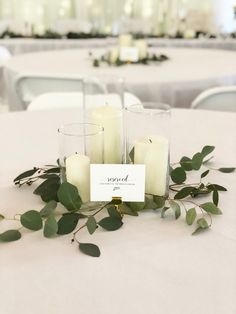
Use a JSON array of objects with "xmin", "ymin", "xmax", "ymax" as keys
[
  {"xmin": 58, "ymin": 123, "xmax": 104, "ymax": 203},
  {"xmin": 125, "ymin": 103, "xmax": 170, "ymax": 196}
]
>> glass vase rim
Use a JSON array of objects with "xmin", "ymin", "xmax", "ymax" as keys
[
  {"xmin": 125, "ymin": 103, "xmax": 171, "ymax": 115},
  {"xmin": 58, "ymin": 123, "xmax": 104, "ymax": 137}
]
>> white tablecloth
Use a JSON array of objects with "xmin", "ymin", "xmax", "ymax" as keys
[
  {"xmin": 0, "ymin": 108, "xmax": 236, "ymax": 314},
  {"xmin": 4, "ymin": 48, "xmax": 236, "ymax": 111},
  {"xmin": 1, "ymin": 38, "xmax": 236, "ymax": 56}
]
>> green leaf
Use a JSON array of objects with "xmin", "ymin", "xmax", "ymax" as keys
[
  {"xmin": 174, "ymin": 187, "xmax": 195, "ymax": 200},
  {"xmin": 120, "ymin": 204, "xmax": 138, "ymax": 216},
  {"xmin": 200, "ymin": 202, "xmax": 222, "ymax": 215},
  {"xmin": 161, "ymin": 207, "xmax": 170, "ymax": 218},
  {"xmin": 0, "ymin": 214, "xmax": 4, "ymax": 220},
  {"xmin": 207, "ymin": 184, "xmax": 227, "ymax": 191},
  {"xmin": 86, "ymin": 216, "xmax": 97, "ymax": 235},
  {"xmin": 45, "ymin": 167, "xmax": 60, "ymax": 174},
  {"xmin": 180, "ymin": 157, "xmax": 193, "ymax": 171},
  {"xmin": 40, "ymin": 200, "xmax": 57, "ymax": 217},
  {"xmin": 34, "ymin": 176, "xmax": 60, "ymax": 202},
  {"xmin": 98, "ymin": 217, "xmax": 123, "ymax": 231},
  {"xmin": 153, "ymin": 196, "xmax": 166, "ymax": 208},
  {"xmin": 186, "ymin": 208, "xmax": 197, "ymax": 225},
  {"xmin": 57, "ymin": 182, "xmax": 82, "ymax": 211},
  {"xmin": 125, "ymin": 202, "xmax": 145, "ymax": 212},
  {"xmin": 201, "ymin": 145, "xmax": 215, "ymax": 157},
  {"xmin": 129, "ymin": 147, "xmax": 134, "ymax": 163},
  {"xmin": 192, "ymin": 153, "xmax": 204, "ymax": 170},
  {"xmin": 170, "ymin": 167, "xmax": 186, "ymax": 184},
  {"xmin": 212, "ymin": 189, "xmax": 219, "ymax": 206},
  {"xmin": 169, "ymin": 200, "xmax": 181, "ymax": 219},
  {"xmin": 20, "ymin": 210, "xmax": 43, "ymax": 231},
  {"xmin": 192, "ymin": 218, "xmax": 209, "ymax": 235},
  {"xmin": 57, "ymin": 213, "xmax": 80, "ymax": 235},
  {"xmin": 0, "ymin": 230, "xmax": 21, "ymax": 242},
  {"xmin": 14, "ymin": 168, "xmax": 38, "ymax": 182},
  {"xmin": 107, "ymin": 206, "xmax": 122, "ymax": 219},
  {"xmin": 43, "ymin": 215, "xmax": 58, "ymax": 238},
  {"xmin": 144, "ymin": 196, "xmax": 158, "ymax": 210},
  {"xmin": 79, "ymin": 243, "xmax": 100, "ymax": 257},
  {"xmin": 201, "ymin": 170, "xmax": 210, "ymax": 178},
  {"xmin": 218, "ymin": 167, "xmax": 235, "ymax": 173}
]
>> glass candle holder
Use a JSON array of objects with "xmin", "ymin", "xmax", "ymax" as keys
[
  {"xmin": 83, "ymin": 75, "xmax": 124, "ymax": 164},
  {"xmin": 125, "ymin": 103, "xmax": 171, "ymax": 197},
  {"xmin": 58, "ymin": 123, "xmax": 104, "ymax": 204}
]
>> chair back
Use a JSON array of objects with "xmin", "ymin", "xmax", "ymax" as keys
[
  {"xmin": 0, "ymin": 46, "xmax": 11, "ymax": 63},
  {"xmin": 191, "ymin": 86, "xmax": 236, "ymax": 112}
]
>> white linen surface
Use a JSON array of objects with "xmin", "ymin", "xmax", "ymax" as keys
[
  {"xmin": 0, "ymin": 108, "xmax": 236, "ymax": 314},
  {"xmin": 4, "ymin": 48, "xmax": 236, "ymax": 111}
]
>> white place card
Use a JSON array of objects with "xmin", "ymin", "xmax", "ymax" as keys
[
  {"xmin": 119, "ymin": 47, "xmax": 139, "ymax": 62},
  {"xmin": 90, "ymin": 164, "xmax": 145, "ymax": 202}
]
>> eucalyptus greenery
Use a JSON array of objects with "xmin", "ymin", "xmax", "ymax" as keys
[
  {"xmin": 91, "ymin": 51, "xmax": 169, "ymax": 67},
  {"xmin": 0, "ymin": 145, "xmax": 234, "ymax": 258}
]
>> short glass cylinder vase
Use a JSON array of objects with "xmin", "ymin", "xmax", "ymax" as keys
[
  {"xmin": 58, "ymin": 123, "xmax": 104, "ymax": 204},
  {"xmin": 125, "ymin": 103, "xmax": 170, "ymax": 197},
  {"xmin": 83, "ymin": 75, "xmax": 124, "ymax": 164}
]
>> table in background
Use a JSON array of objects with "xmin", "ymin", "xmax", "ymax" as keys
[
  {"xmin": 1, "ymin": 38, "xmax": 236, "ymax": 56},
  {"xmin": 3, "ymin": 48, "xmax": 236, "ymax": 111},
  {"xmin": 0, "ymin": 108, "xmax": 236, "ymax": 314}
]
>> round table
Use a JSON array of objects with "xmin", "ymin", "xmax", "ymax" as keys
[
  {"xmin": 0, "ymin": 108, "xmax": 236, "ymax": 314},
  {"xmin": 4, "ymin": 48, "xmax": 236, "ymax": 111}
]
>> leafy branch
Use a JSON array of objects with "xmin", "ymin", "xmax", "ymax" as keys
[{"xmin": 0, "ymin": 145, "xmax": 235, "ymax": 257}]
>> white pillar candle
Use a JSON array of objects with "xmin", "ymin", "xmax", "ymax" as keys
[
  {"xmin": 66, "ymin": 154, "xmax": 90, "ymax": 203},
  {"xmin": 91, "ymin": 105, "xmax": 122, "ymax": 164},
  {"xmin": 134, "ymin": 39, "xmax": 148, "ymax": 59},
  {"xmin": 109, "ymin": 47, "xmax": 119, "ymax": 64},
  {"xmin": 134, "ymin": 135, "xmax": 169, "ymax": 196},
  {"xmin": 119, "ymin": 34, "xmax": 133, "ymax": 47}
]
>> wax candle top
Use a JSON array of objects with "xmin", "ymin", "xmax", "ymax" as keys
[{"xmin": 92, "ymin": 105, "xmax": 122, "ymax": 119}]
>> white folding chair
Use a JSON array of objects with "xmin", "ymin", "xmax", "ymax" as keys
[
  {"xmin": 191, "ymin": 86, "xmax": 236, "ymax": 112},
  {"xmin": 27, "ymin": 92, "xmax": 141, "ymax": 111},
  {"xmin": 14, "ymin": 75, "xmax": 85, "ymax": 110},
  {"xmin": 0, "ymin": 46, "xmax": 11, "ymax": 63}
]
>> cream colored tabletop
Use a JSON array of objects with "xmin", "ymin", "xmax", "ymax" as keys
[{"xmin": 0, "ymin": 108, "xmax": 236, "ymax": 314}]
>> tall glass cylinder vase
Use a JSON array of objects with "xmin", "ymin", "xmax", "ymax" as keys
[
  {"xmin": 83, "ymin": 75, "xmax": 124, "ymax": 164},
  {"xmin": 58, "ymin": 123, "xmax": 104, "ymax": 204},
  {"xmin": 125, "ymin": 103, "xmax": 170, "ymax": 197}
]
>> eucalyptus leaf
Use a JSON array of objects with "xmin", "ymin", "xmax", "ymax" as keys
[
  {"xmin": 192, "ymin": 153, "xmax": 203, "ymax": 170},
  {"xmin": 200, "ymin": 202, "xmax": 222, "ymax": 215},
  {"xmin": 20, "ymin": 210, "xmax": 43, "ymax": 231},
  {"xmin": 144, "ymin": 196, "xmax": 158, "ymax": 210},
  {"xmin": 45, "ymin": 167, "xmax": 60, "ymax": 174},
  {"xmin": 34, "ymin": 176, "xmax": 60, "ymax": 202},
  {"xmin": 202, "ymin": 156, "xmax": 214, "ymax": 164},
  {"xmin": 40, "ymin": 200, "xmax": 57, "ymax": 217},
  {"xmin": 218, "ymin": 168, "xmax": 235, "ymax": 173},
  {"xmin": 153, "ymin": 196, "xmax": 166, "ymax": 208},
  {"xmin": 98, "ymin": 217, "xmax": 123, "ymax": 231},
  {"xmin": 161, "ymin": 207, "xmax": 170, "ymax": 218},
  {"xmin": 192, "ymin": 218, "xmax": 209, "ymax": 235},
  {"xmin": 201, "ymin": 170, "xmax": 210, "ymax": 178},
  {"xmin": 207, "ymin": 184, "xmax": 227, "ymax": 191},
  {"xmin": 14, "ymin": 168, "xmax": 38, "ymax": 183},
  {"xmin": 57, "ymin": 213, "xmax": 80, "ymax": 235},
  {"xmin": 201, "ymin": 145, "xmax": 215, "ymax": 157},
  {"xmin": 86, "ymin": 216, "xmax": 97, "ymax": 235},
  {"xmin": 170, "ymin": 167, "xmax": 186, "ymax": 184},
  {"xmin": 174, "ymin": 187, "xmax": 195, "ymax": 200},
  {"xmin": 212, "ymin": 189, "xmax": 219, "ymax": 206},
  {"xmin": 79, "ymin": 243, "xmax": 100, "ymax": 257},
  {"xmin": 125, "ymin": 202, "xmax": 145, "ymax": 212},
  {"xmin": 0, "ymin": 230, "xmax": 21, "ymax": 242},
  {"xmin": 169, "ymin": 200, "xmax": 181, "ymax": 219},
  {"xmin": 120, "ymin": 204, "xmax": 139, "ymax": 216},
  {"xmin": 129, "ymin": 147, "xmax": 135, "ymax": 163},
  {"xmin": 186, "ymin": 208, "xmax": 197, "ymax": 225},
  {"xmin": 57, "ymin": 182, "xmax": 82, "ymax": 211},
  {"xmin": 44, "ymin": 215, "xmax": 58, "ymax": 238},
  {"xmin": 0, "ymin": 214, "xmax": 4, "ymax": 220},
  {"xmin": 180, "ymin": 156, "xmax": 193, "ymax": 171},
  {"xmin": 107, "ymin": 206, "xmax": 122, "ymax": 219}
]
